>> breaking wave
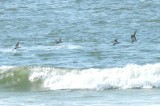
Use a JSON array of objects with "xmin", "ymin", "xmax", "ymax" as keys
[{"xmin": 1, "ymin": 63, "xmax": 160, "ymax": 91}]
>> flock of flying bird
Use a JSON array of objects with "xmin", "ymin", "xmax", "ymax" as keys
[
  {"xmin": 12, "ymin": 30, "xmax": 137, "ymax": 51},
  {"xmin": 11, "ymin": 37, "xmax": 63, "ymax": 52},
  {"xmin": 113, "ymin": 30, "xmax": 137, "ymax": 45}
]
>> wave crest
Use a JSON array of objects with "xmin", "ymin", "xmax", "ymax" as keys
[{"xmin": 1, "ymin": 63, "xmax": 160, "ymax": 90}]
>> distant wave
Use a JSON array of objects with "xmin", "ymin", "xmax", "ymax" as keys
[
  {"xmin": 53, "ymin": 43, "xmax": 82, "ymax": 50},
  {"xmin": 0, "ymin": 43, "xmax": 82, "ymax": 53},
  {"xmin": 1, "ymin": 63, "xmax": 160, "ymax": 91}
]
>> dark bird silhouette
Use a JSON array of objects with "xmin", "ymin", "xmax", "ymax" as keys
[
  {"xmin": 55, "ymin": 38, "xmax": 63, "ymax": 44},
  {"xmin": 113, "ymin": 39, "xmax": 119, "ymax": 45},
  {"xmin": 12, "ymin": 41, "xmax": 21, "ymax": 51},
  {"xmin": 131, "ymin": 30, "xmax": 137, "ymax": 43}
]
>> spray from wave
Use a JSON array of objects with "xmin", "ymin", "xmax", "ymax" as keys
[{"xmin": 0, "ymin": 63, "xmax": 160, "ymax": 91}]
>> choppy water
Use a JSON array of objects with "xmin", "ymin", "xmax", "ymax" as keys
[{"xmin": 0, "ymin": 0, "xmax": 160, "ymax": 106}]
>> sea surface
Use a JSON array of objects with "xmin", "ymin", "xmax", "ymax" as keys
[{"xmin": 0, "ymin": 0, "xmax": 160, "ymax": 106}]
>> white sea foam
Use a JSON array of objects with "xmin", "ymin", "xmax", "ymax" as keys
[
  {"xmin": 0, "ymin": 48, "xmax": 13, "ymax": 53},
  {"xmin": 28, "ymin": 63, "xmax": 160, "ymax": 90},
  {"xmin": 0, "ymin": 66, "xmax": 15, "ymax": 73},
  {"xmin": 54, "ymin": 43, "xmax": 82, "ymax": 50},
  {"xmin": 14, "ymin": 44, "xmax": 82, "ymax": 51},
  {"xmin": 0, "ymin": 43, "xmax": 82, "ymax": 54}
]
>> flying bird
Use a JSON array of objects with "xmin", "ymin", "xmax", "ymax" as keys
[
  {"xmin": 131, "ymin": 30, "xmax": 137, "ymax": 43},
  {"xmin": 55, "ymin": 38, "xmax": 63, "ymax": 44},
  {"xmin": 113, "ymin": 39, "xmax": 119, "ymax": 45},
  {"xmin": 12, "ymin": 41, "xmax": 21, "ymax": 51}
]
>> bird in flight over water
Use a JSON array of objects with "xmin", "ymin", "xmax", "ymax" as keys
[
  {"xmin": 55, "ymin": 38, "xmax": 63, "ymax": 44},
  {"xmin": 131, "ymin": 30, "xmax": 137, "ymax": 43},
  {"xmin": 12, "ymin": 41, "xmax": 21, "ymax": 51},
  {"xmin": 113, "ymin": 39, "xmax": 119, "ymax": 45}
]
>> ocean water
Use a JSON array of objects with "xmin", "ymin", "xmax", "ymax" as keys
[{"xmin": 0, "ymin": 0, "xmax": 160, "ymax": 105}]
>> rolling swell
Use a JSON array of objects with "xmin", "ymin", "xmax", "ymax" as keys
[
  {"xmin": 0, "ymin": 63, "xmax": 160, "ymax": 91},
  {"xmin": 0, "ymin": 66, "xmax": 34, "ymax": 90}
]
